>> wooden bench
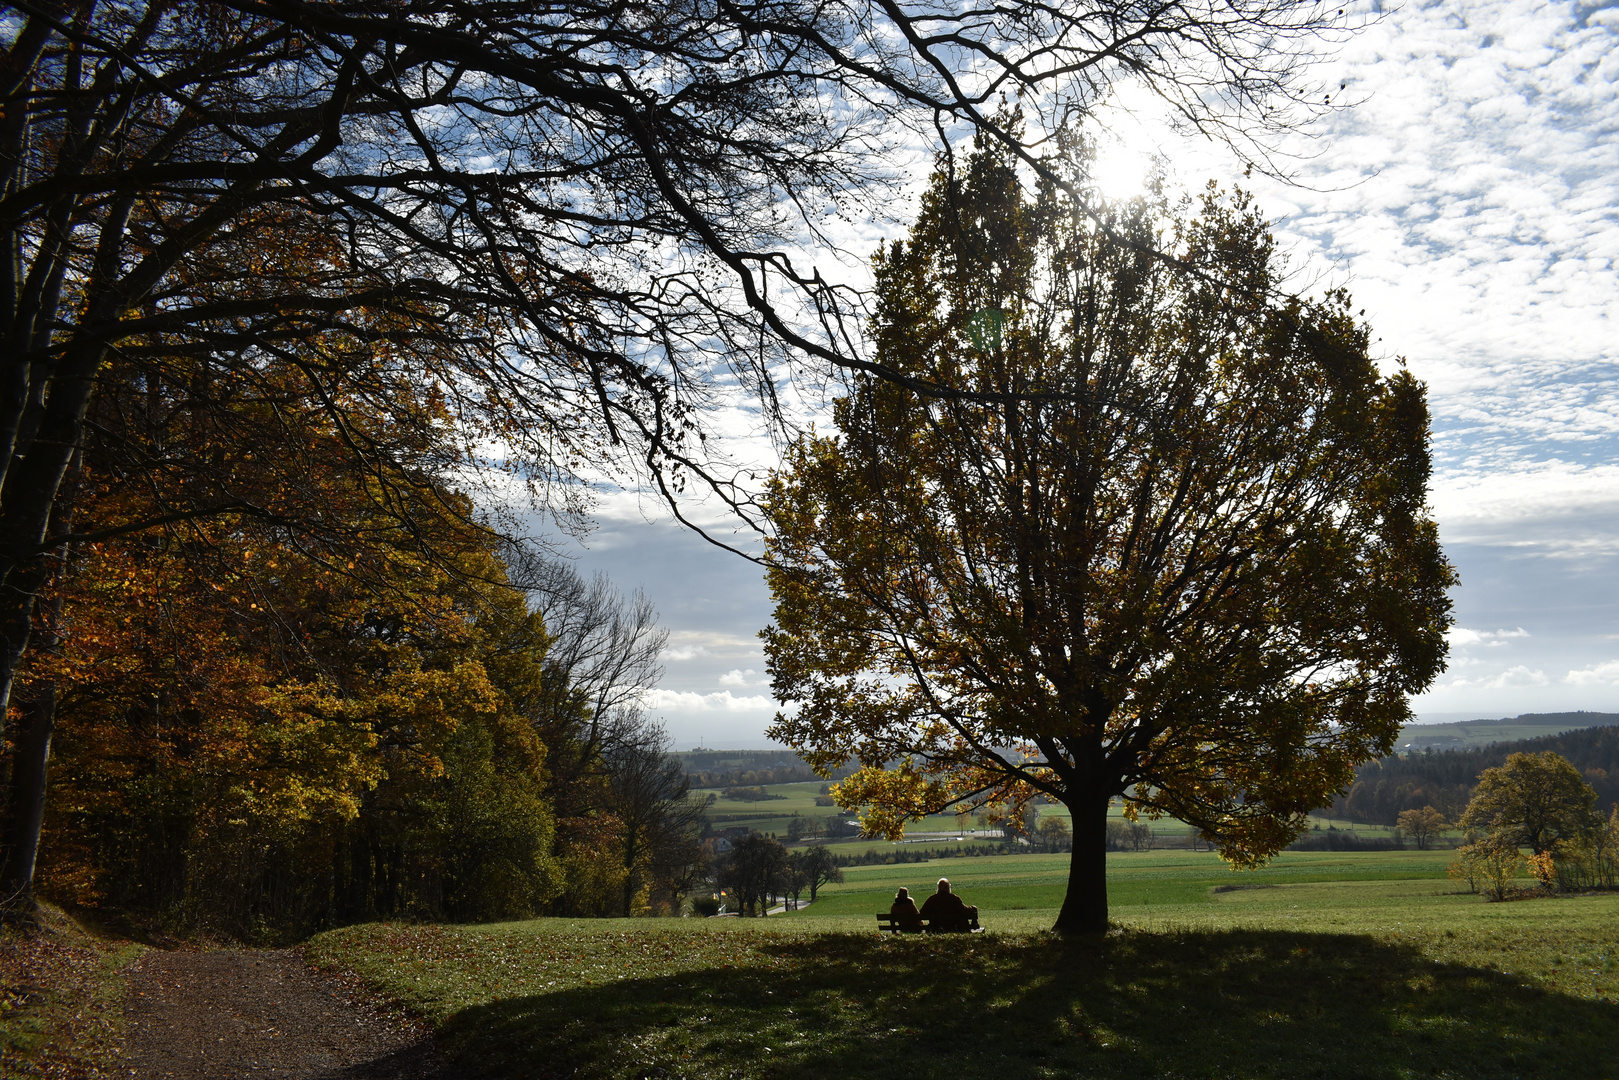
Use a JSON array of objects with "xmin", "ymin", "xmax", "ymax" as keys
[{"xmin": 876, "ymin": 912, "xmax": 982, "ymax": 934}]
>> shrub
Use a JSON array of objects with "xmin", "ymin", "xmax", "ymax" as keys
[
  {"xmin": 1447, "ymin": 850, "xmax": 1479, "ymax": 894},
  {"xmin": 1526, "ymin": 851, "xmax": 1557, "ymax": 893},
  {"xmin": 1554, "ymin": 806, "xmax": 1619, "ymax": 891},
  {"xmin": 1453, "ymin": 839, "xmax": 1524, "ymax": 902}
]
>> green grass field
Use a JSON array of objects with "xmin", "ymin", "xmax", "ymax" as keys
[
  {"xmin": 781, "ymin": 849, "xmax": 1464, "ymax": 918},
  {"xmin": 311, "ymin": 847, "xmax": 1619, "ymax": 1079},
  {"xmin": 697, "ymin": 781, "xmax": 848, "ymax": 835}
]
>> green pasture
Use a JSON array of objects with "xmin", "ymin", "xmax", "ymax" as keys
[
  {"xmin": 697, "ymin": 781, "xmax": 844, "ymax": 835},
  {"xmin": 698, "ymin": 781, "xmax": 830, "ymax": 817},
  {"xmin": 313, "ymin": 847, "xmax": 1619, "ymax": 1080},
  {"xmin": 783, "ymin": 849, "xmax": 1465, "ymax": 919}
]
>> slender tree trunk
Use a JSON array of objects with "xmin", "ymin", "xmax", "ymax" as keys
[
  {"xmin": 1053, "ymin": 795, "xmax": 1109, "ymax": 934},
  {"xmin": 0, "ymin": 683, "xmax": 55, "ymax": 907},
  {"xmin": 621, "ymin": 826, "xmax": 642, "ymax": 917}
]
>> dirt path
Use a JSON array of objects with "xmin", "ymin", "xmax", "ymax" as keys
[{"xmin": 119, "ymin": 948, "xmax": 456, "ymax": 1080}]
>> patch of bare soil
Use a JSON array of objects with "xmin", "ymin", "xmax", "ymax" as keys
[{"xmin": 119, "ymin": 949, "xmax": 458, "ymax": 1080}]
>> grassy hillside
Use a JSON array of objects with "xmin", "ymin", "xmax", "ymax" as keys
[
  {"xmin": 311, "ymin": 848, "xmax": 1619, "ymax": 1080},
  {"xmin": 1399, "ymin": 710, "xmax": 1619, "ymax": 750}
]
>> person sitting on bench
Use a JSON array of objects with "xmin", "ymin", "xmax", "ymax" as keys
[
  {"xmin": 918, "ymin": 878, "xmax": 978, "ymax": 932},
  {"xmin": 889, "ymin": 887, "xmax": 923, "ymax": 931}
]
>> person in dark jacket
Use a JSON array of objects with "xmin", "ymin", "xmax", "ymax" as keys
[
  {"xmin": 918, "ymin": 878, "xmax": 978, "ymax": 932},
  {"xmin": 889, "ymin": 887, "xmax": 923, "ymax": 930}
]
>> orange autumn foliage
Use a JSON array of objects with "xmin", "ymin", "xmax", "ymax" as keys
[{"xmin": 27, "ymin": 460, "xmax": 566, "ymax": 934}]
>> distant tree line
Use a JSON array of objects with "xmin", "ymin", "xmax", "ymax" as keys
[
  {"xmin": 719, "ymin": 787, "xmax": 787, "ymax": 803},
  {"xmin": 1333, "ymin": 727, "xmax": 1619, "ymax": 827},
  {"xmin": 689, "ymin": 767, "xmax": 819, "ymax": 789},
  {"xmin": 831, "ymin": 846, "xmax": 984, "ymax": 867},
  {"xmin": 683, "ymin": 763, "xmax": 859, "ymax": 789},
  {"xmin": 1287, "ymin": 832, "xmax": 1403, "ymax": 853}
]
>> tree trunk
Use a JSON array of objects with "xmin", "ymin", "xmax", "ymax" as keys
[
  {"xmin": 621, "ymin": 833, "xmax": 640, "ymax": 917},
  {"xmin": 0, "ymin": 683, "xmax": 55, "ymax": 908},
  {"xmin": 1053, "ymin": 795, "xmax": 1109, "ymax": 934},
  {"xmin": 0, "ymin": 337, "xmax": 108, "ymax": 740}
]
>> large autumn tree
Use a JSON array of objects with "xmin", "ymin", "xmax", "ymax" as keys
[{"xmin": 763, "ymin": 142, "xmax": 1456, "ymax": 934}]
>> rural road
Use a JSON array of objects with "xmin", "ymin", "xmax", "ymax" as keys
[{"xmin": 119, "ymin": 949, "xmax": 456, "ymax": 1079}]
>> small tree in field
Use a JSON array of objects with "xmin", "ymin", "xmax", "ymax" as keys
[
  {"xmin": 1453, "ymin": 838, "xmax": 1524, "ymax": 902},
  {"xmin": 791, "ymin": 845, "xmax": 845, "ymax": 903},
  {"xmin": 1038, "ymin": 816, "xmax": 1074, "ymax": 852},
  {"xmin": 763, "ymin": 140, "xmax": 1455, "ymax": 934},
  {"xmin": 1446, "ymin": 849, "xmax": 1481, "ymax": 894},
  {"xmin": 1397, "ymin": 806, "xmax": 1448, "ymax": 850}
]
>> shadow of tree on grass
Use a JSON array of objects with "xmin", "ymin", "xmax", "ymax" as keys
[{"xmin": 436, "ymin": 929, "xmax": 1618, "ymax": 1080}]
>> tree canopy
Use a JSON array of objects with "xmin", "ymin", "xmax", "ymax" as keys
[
  {"xmin": 1396, "ymin": 806, "xmax": 1446, "ymax": 851},
  {"xmin": 762, "ymin": 141, "xmax": 1456, "ymax": 934},
  {"xmin": 1458, "ymin": 752, "xmax": 1600, "ymax": 857}
]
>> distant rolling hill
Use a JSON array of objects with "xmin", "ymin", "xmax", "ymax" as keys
[
  {"xmin": 1397, "ymin": 711, "xmax": 1619, "ymax": 752},
  {"xmin": 1336, "ymin": 721, "xmax": 1619, "ymax": 826}
]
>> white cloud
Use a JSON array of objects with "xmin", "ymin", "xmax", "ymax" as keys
[
  {"xmin": 662, "ymin": 631, "xmax": 763, "ymax": 663},
  {"xmin": 1434, "ymin": 664, "xmax": 1551, "ymax": 691},
  {"xmin": 1565, "ymin": 660, "xmax": 1619, "ymax": 686},
  {"xmin": 1164, "ymin": 0, "xmax": 1619, "ymax": 552},
  {"xmin": 1484, "ymin": 666, "xmax": 1550, "ymax": 689},
  {"xmin": 1448, "ymin": 626, "xmax": 1531, "ymax": 648},
  {"xmin": 642, "ymin": 689, "xmax": 778, "ymax": 713},
  {"xmin": 1429, "ymin": 466, "xmax": 1619, "ymax": 556},
  {"xmin": 718, "ymin": 668, "xmax": 761, "ymax": 687}
]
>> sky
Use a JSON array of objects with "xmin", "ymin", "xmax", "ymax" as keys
[{"xmin": 548, "ymin": 0, "xmax": 1619, "ymax": 749}]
